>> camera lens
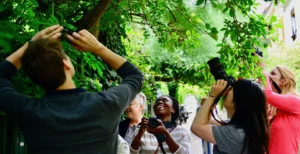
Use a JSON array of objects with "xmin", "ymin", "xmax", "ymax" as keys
[
  {"xmin": 207, "ymin": 57, "xmax": 228, "ymax": 80},
  {"xmin": 148, "ymin": 118, "xmax": 159, "ymax": 128}
]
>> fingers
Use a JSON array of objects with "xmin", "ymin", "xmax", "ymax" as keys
[
  {"xmin": 72, "ymin": 32, "xmax": 84, "ymax": 40},
  {"xmin": 45, "ymin": 25, "xmax": 61, "ymax": 33},
  {"xmin": 52, "ymin": 33, "xmax": 62, "ymax": 39},
  {"xmin": 215, "ymin": 79, "xmax": 227, "ymax": 86},
  {"xmin": 66, "ymin": 34, "xmax": 81, "ymax": 45},
  {"xmin": 47, "ymin": 26, "xmax": 64, "ymax": 38},
  {"xmin": 78, "ymin": 29, "xmax": 89, "ymax": 37},
  {"xmin": 32, "ymin": 25, "xmax": 63, "ymax": 41},
  {"xmin": 67, "ymin": 31, "xmax": 88, "ymax": 44},
  {"xmin": 210, "ymin": 79, "xmax": 230, "ymax": 97}
]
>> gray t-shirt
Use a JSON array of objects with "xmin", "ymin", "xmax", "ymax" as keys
[{"xmin": 212, "ymin": 125, "xmax": 246, "ymax": 154}]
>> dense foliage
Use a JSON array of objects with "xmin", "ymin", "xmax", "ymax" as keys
[{"xmin": 0, "ymin": 0, "xmax": 281, "ymax": 103}]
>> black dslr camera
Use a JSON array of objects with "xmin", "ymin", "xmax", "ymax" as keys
[
  {"xmin": 207, "ymin": 57, "xmax": 235, "ymax": 86},
  {"xmin": 148, "ymin": 117, "xmax": 166, "ymax": 142},
  {"xmin": 253, "ymin": 47, "xmax": 263, "ymax": 57},
  {"xmin": 148, "ymin": 117, "xmax": 159, "ymax": 128},
  {"xmin": 207, "ymin": 57, "xmax": 235, "ymax": 104}
]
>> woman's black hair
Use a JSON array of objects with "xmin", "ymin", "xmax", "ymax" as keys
[
  {"xmin": 229, "ymin": 79, "xmax": 269, "ymax": 154},
  {"xmin": 168, "ymin": 96, "xmax": 180, "ymax": 122}
]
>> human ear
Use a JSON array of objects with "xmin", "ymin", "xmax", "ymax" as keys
[
  {"xmin": 62, "ymin": 59, "xmax": 72, "ymax": 70},
  {"xmin": 139, "ymin": 104, "xmax": 144, "ymax": 110},
  {"xmin": 280, "ymin": 78, "xmax": 288, "ymax": 86},
  {"xmin": 171, "ymin": 107, "xmax": 175, "ymax": 114}
]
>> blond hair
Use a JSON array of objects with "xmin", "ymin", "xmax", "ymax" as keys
[{"xmin": 276, "ymin": 66, "xmax": 297, "ymax": 94}]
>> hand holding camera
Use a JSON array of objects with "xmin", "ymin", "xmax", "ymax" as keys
[
  {"xmin": 146, "ymin": 118, "xmax": 166, "ymax": 134},
  {"xmin": 66, "ymin": 29, "xmax": 105, "ymax": 53},
  {"xmin": 210, "ymin": 79, "xmax": 229, "ymax": 98},
  {"xmin": 207, "ymin": 57, "xmax": 235, "ymax": 104},
  {"xmin": 146, "ymin": 118, "xmax": 167, "ymax": 142},
  {"xmin": 31, "ymin": 25, "xmax": 63, "ymax": 41}
]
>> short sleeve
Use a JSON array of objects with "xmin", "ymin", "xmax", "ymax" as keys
[{"xmin": 212, "ymin": 125, "xmax": 244, "ymax": 154}]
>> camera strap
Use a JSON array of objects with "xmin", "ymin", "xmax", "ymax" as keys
[
  {"xmin": 213, "ymin": 83, "xmax": 231, "ymax": 105},
  {"xmin": 154, "ymin": 142, "xmax": 166, "ymax": 154},
  {"xmin": 211, "ymin": 82, "xmax": 232, "ymax": 125},
  {"xmin": 155, "ymin": 127, "xmax": 175, "ymax": 154},
  {"xmin": 270, "ymin": 78, "xmax": 282, "ymax": 94}
]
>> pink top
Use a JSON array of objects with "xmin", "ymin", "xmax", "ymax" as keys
[{"xmin": 265, "ymin": 75, "xmax": 300, "ymax": 154}]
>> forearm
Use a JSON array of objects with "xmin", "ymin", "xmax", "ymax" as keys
[
  {"xmin": 191, "ymin": 97, "xmax": 214, "ymax": 128},
  {"xmin": 131, "ymin": 131, "xmax": 144, "ymax": 150},
  {"xmin": 165, "ymin": 132, "xmax": 180, "ymax": 153},
  {"xmin": 92, "ymin": 45, "xmax": 126, "ymax": 70},
  {"xmin": 6, "ymin": 42, "xmax": 29, "ymax": 70}
]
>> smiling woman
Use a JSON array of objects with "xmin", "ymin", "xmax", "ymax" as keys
[
  {"xmin": 130, "ymin": 95, "xmax": 191, "ymax": 154},
  {"xmin": 119, "ymin": 92, "xmax": 147, "ymax": 144}
]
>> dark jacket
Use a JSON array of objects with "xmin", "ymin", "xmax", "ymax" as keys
[
  {"xmin": 119, "ymin": 118, "xmax": 131, "ymax": 138},
  {"xmin": 0, "ymin": 60, "xmax": 143, "ymax": 154}
]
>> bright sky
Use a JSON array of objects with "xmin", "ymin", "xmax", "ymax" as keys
[{"xmin": 255, "ymin": 0, "xmax": 271, "ymax": 14}]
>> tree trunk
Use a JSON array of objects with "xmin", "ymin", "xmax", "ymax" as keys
[{"xmin": 74, "ymin": 0, "xmax": 112, "ymax": 36}]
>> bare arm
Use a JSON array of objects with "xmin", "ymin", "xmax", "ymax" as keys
[
  {"xmin": 191, "ymin": 80, "xmax": 228, "ymax": 144},
  {"xmin": 164, "ymin": 130, "xmax": 180, "ymax": 153},
  {"xmin": 66, "ymin": 30, "xmax": 126, "ymax": 70},
  {"xmin": 131, "ymin": 118, "xmax": 147, "ymax": 151},
  {"xmin": 131, "ymin": 128, "xmax": 145, "ymax": 150},
  {"xmin": 191, "ymin": 96, "xmax": 216, "ymax": 144}
]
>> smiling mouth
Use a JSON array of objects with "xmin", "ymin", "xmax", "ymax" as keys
[{"xmin": 156, "ymin": 105, "xmax": 164, "ymax": 109}]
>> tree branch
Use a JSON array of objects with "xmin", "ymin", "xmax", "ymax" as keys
[
  {"xmin": 169, "ymin": 2, "xmax": 208, "ymax": 34},
  {"xmin": 167, "ymin": 5, "xmax": 177, "ymax": 22},
  {"xmin": 74, "ymin": 0, "xmax": 112, "ymax": 30}
]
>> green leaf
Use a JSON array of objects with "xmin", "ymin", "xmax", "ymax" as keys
[
  {"xmin": 245, "ymin": 40, "xmax": 252, "ymax": 49},
  {"xmin": 63, "ymin": 23, "xmax": 77, "ymax": 31},
  {"xmin": 222, "ymin": 7, "xmax": 229, "ymax": 13},
  {"xmin": 229, "ymin": 8, "xmax": 235, "ymax": 17},
  {"xmin": 208, "ymin": 33, "xmax": 218, "ymax": 41},
  {"xmin": 49, "ymin": 15, "xmax": 59, "ymax": 24},
  {"xmin": 186, "ymin": 30, "xmax": 191, "ymax": 36},
  {"xmin": 274, "ymin": 23, "xmax": 283, "ymax": 28},
  {"xmin": 270, "ymin": 16, "xmax": 277, "ymax": 23},
  {"xmin": 196, "ymin": 0, "xmax": 205, "ymax": 5},
  {"xmin": 205, "ymin": 23, "xmax": 211, "ymax": 30},
  {"xmin": 29, "ymin": 0, "xmax": 39, "ymax": 6},
  {"xmin": 0, "ymin": 39, "xmax": 12, "ymax": 52},
  {"xmin": 279, "ymin": 0, "xmax": 286, "ymax": 4},
  {"xmin": 210, "ymin": 27, "xmax": 218, "ymax": 34}
]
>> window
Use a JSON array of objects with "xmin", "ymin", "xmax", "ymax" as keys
[{"xmin": 291, "ymin": 8, "xmax": 297, "ymax": 41}]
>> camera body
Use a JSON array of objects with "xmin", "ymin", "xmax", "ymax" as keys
[
  {"xmin": 148, "ymin": 117, "xmax": 166, "ymax": 142},
  {"xmin": 207, "ymin": 57, "xmax": 235, "ymax": 87},
  {"xmin": 254, "ymin": 47, "xmax": 263, "ymax": 57},
  {"xmin": 61, "ymin": 28, "xmax": 72, "ymax": 41},
  {"xmin": 148, "ymin": 117, "xmax": 159, "ymax": 128}
]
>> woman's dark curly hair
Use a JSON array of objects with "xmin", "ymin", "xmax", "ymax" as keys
[{"xmin": 168, "ymin": 96, "xmax": 180, "ymax": 122}]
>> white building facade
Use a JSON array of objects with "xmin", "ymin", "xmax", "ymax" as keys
[{"xmin": 264, "ymin": 0, "xmax": 300, "ymax": 46}]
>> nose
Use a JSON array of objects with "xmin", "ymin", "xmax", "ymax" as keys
[{"xmin": 155, "ymin": 100, "xmax": 163, "ymax": 104}]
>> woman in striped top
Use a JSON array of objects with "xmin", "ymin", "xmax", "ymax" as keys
[{"xmin": 130, "ymin": 95, "xmax": 191, "ymax": 154}]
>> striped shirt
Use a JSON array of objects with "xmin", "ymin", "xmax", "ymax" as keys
[
  {"xmin": 130, "ymin": 125, "xmax": 191, "ymax": 154},
  {"xmin": 124, "ymin": 125, "xmax": 137, "ymax": 144}
]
